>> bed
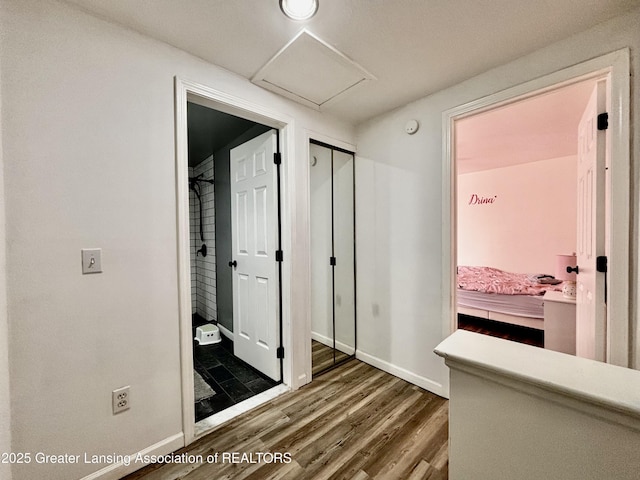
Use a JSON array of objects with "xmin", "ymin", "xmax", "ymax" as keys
[{"xmin": 457, "ymin": 266, "xmax": 562, "ymax": 330}]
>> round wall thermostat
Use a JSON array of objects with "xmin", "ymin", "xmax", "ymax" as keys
[{"xmin": 405, "ymin": 119, "xmax": 419, "ymax": 135}]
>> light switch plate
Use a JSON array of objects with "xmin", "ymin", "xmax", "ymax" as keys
[{"xmin": 82, "ymin": 248, "xmax": 102, "ymax": 274}]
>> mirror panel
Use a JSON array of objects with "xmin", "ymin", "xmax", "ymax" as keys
[{"xmin": 310, "ymin": 142, "xmax": 356, "ymax": 376}]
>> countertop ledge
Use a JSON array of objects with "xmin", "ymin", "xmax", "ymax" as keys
[{"xmin": 435, "ymin": 330, "xmax": 640, "ymax": 419}]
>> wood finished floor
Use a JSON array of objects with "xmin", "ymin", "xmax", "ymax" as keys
[
  {"xmin": 457, "ymin": 314, "xmax": 544, "ymax": 348},
  {"xmin": 312, "ymin": 340, "xmax": 352, "ymax": 377},
  {"xmin": 125, "ymin": 359, "xmax": 449, "ymax": 480}
]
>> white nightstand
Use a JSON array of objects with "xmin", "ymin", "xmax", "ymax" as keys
[{"xmin": 543, "ymin": 290, "xmax": 576, "ymax": 354}]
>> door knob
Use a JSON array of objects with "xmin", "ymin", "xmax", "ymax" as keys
[
  {"xmin": 228, "ymin": 260, "xmax": 237, "ymax": 268},
  {"xmin": 566, "ymin": 265, "xmax": 579, "ymax": 274}
]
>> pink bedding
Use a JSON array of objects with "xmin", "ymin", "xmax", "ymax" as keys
[{"xmin": 457, "ymin": 266, "xmax": 561, "ymax": 296}]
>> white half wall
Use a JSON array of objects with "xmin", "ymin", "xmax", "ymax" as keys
[
  {"xmin": 355, "ymin": 6, "xmax": 640, "ymax": 395},
  {"xmin": 436, "ymin": 330, "xmax": 640, "ymax": 480},
  {"xmin": 0, "ymin": 0, "xmax": 353, "ymax": 478},
  {"xmin": 457, "ymin": 156, "xmax": 577, "ymax": 274}
]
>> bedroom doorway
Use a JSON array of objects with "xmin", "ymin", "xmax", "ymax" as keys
[
  {"xmin": 454, "ymin": 79, "xmax": 598, "ymax": 353},
  {"xmin": 442, "ymin": 49, "xmax": 631, "ymax": 367}
]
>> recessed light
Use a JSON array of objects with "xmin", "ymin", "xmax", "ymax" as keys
[{"xmin": 279, "ymin": 0, "xmax": 318, "ymax": 21}]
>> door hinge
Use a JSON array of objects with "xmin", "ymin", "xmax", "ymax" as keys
[
  {"xmin": 276, "ymin": 346, "xmax": 285, "ymax": 359},
  {"xmin": 596, "ymin": 256, "xmax": 608, "ymax": 273},
  {"xmin": 597, "ymin": 112, "xmax": 609, "ymax": 131},
  {"xmin": 275, "ymin": 250, "xmax": 283, "ymax": 262},
  {"xmin": 329, "ymin": 256, "xmax": 336, "ymax": 266},
  {"xmin": 274, "ymin": 152, "xmax": 282, "ymax": 165}
]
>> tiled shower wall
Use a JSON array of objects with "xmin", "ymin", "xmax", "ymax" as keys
[
  {"xmin": 189, "ymin": 156, "xmax": 217, "ymax": 321},
  {"xmin": 189, "ymin": 166, "xmax": 197, "ymax": 311}
]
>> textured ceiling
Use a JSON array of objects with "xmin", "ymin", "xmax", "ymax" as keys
[{"xmin": 64, "ymin": 0, "xmax": 640, "ymax": 124}]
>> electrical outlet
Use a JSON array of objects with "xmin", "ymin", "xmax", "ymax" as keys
[{"xmin": 112, "ymin": 386, "xmax": 130, "ymax": 414}]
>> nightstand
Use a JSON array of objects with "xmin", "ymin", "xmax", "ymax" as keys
[{"xmin": 543, "ymin": 290, "xmax": 576, "ymax": 354}]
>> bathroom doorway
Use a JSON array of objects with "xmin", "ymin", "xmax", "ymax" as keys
[{"xmin": 186, "ymin": 102, "xmax": 282, "ymax": 423}]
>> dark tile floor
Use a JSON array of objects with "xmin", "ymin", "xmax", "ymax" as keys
[{"xmin": 193, "ymin": 316, "xmax": 277, "ymax": 422}]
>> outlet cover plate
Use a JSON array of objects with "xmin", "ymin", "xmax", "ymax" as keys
[{"xmin": 112, "ymin": 386, "xmax": 130, "ymax": 414}]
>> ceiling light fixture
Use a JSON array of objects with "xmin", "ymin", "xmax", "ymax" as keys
[{"xmin": 279, "ymin": 0, "xmax": 318, "ymax": 21}]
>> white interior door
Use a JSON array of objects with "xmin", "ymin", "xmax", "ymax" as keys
[
  {"xmin": 230, "ymin": 130, "xmax": 280, "ymax": 381},
  {"xmin": 576, "ymin": 81, "xmax": 607, "ymax": 361}
]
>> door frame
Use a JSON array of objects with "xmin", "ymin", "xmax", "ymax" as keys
[
  {"xmin": 175, "ymin": 77, "xmax": 295, "ymax": 445},
  {"xmin": 442, "ymin": 49, "xmax": 630, "ymax": 368}
]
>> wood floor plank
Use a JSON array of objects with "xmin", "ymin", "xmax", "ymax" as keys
[
  {"xmin": 300, "ymin": 387, "xmax": 423, "ymax": 480},
  {"xmin": 312, "ymin": 340, "xmax": 352, "ymax": 376},
  {"xmin": 363, "ymin": 402, "xmax": 448, "ymax": 478},
  {"xmin": 367, "ymin": 401, "xmax": 448, "ymax": 479},
  {"xmin": 125, "ymin": 359, "xmax": 448, "ymax": 480}
]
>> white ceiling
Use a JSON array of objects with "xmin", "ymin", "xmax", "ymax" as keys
[
  {"xmin": 63, "ymin": 0, "xmax": 640, "ymax": 125},
  {"xmin": 456, "ymin": 79, "xmax": 596, "ymax": 174}
]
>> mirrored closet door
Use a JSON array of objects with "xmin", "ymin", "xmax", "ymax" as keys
[{"xmin": 310, "ymin": 140, "xmax": 356, "ymax": 376}]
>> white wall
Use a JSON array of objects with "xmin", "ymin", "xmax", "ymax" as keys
[
  {"xmin": 0, "ymin": 0, "xmax": 354, "ymax": 478},
  {"xmin": 355, "ymin": 6, "xmax": 640, "ymax": 394},
  {"xmin": 457, "ymin": 156, "xmax": 577, "ymax": 274},
  {"xmin": 0, "ymin": 35, "xmax": 12, "ymax": 480}
]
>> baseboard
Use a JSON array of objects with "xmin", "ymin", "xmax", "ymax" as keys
[
  {"xmin": 355, "ymin": 350, "xmax": 447, "ymax": 398},
  {"xmin": 311, "ymin": 331, "xmax": 355, "ymax": 355},
  {"xmin": 80, "ymin": 432, "xmax": 184, "ymax": 480},
  {"xmin": 218, "ymin": 323, "xmax": 234, "ymax": 341}
]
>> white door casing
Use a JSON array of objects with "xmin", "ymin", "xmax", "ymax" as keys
[
  {"xmin": 230, "ymin": 130, "xmax": 280, "ymax": 381},
  {"xmin": 575, "ymin": 80, "xmax": 607, "ymax": 361}
]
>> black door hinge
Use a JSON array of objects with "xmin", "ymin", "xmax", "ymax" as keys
[
  {"xmin": 597, "ymin": 113, "xmax": 609, "ymax": 131},
  {"xmin": 329, "ymin": 256, "xmax": 336, "ymax": 266},
  {"xmin": 275, "ymin": 250, "xmax": 283, "ymax": 262},
  {"xmin": 274, "ymin": 152, "xmax": 282, "ymax": 165},
  {"xmin": 596, "ymin": 256, "xmax": 608, "ymax": 273},
  {"xmin": 276, "ymin": 346, "xmax": 285, "ymax": 359}
]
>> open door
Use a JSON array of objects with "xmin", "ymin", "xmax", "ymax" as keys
[
  {"xmin": 575, "ymin": 80, "xmax": 607, "ymax": 361},
  {"xmin": 230, "ymin": 130, "xmax": 281, "ymax": 381}
]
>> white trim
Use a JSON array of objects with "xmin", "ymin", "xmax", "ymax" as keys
[
  {"xmin": 217, "ymin": 323, "xmax": 234, "ymax": 342},
  {"xmin": 435, "ymin": 330, "xmax": 640, "ymax": 431},
  {"xmin": 79, "ymin": 433, "xmax": 184, "ymax": 480},
  {"xmin": 251, "ymin": 29, "xmax": 376, "ymax": 110},
  {"xmin": 306, "ymin": 129, "xmax": 357, "ymax": 153},
  {"xmin": 355, "ymin": 350, "xmax": 446, "ymax": 398},
  {"xmin": 442, "ymin": 49, "xmax": 630, "ymax": 369},
  {"xmin": 174, "ymin": 77, "xmax": 295, "ymax": 446},
  {"xmin": 194, "ymin": 384, "xmax": 289, "ymax": 438},
  {"xmin": 311, "ymin": 331, "xmax": 356, "ymax": 356}
]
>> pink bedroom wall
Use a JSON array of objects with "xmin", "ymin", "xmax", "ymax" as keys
[{"xmin": 457, "ymin": 155, "xmax": 577, "ymax": 275}]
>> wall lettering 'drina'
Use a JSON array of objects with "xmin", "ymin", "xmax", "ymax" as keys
[{"xmin": 468, "ymin": 194, "xmax": 497, "ymax": 205}]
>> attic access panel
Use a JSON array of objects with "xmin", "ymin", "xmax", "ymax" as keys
[{"xmin": 252, "ymin": 29, "xmax": 375, "ymax": 110}]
